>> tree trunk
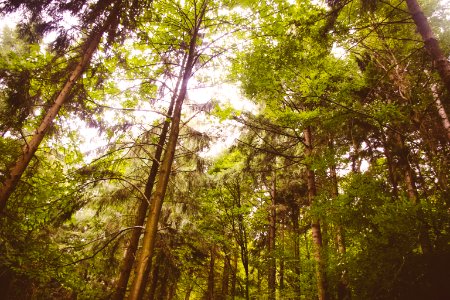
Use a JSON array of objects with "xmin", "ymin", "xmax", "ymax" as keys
[
  {"xmin": 393, "ymin": 133, "xmax": 433, "ymax": 254},
  {"xmin": 406, "ymin": 0, "xmax": 450, "ymax": 101},
  {"xmin": 292, "ymin": 206, "xmax": 301, "ymax": 299},
  {"xmin": 112, "ymin": 55, "xmax": 185, "ymax": 300},
  {"xmin": 147, "ymin": 251, "xmax": 163, "ymax": 300},
  {"xmin": 268, "ymin": 170, "xmax": 276, "ymax": 300},
  {"xmin": 206, "ymin": 248, "xmax": 216, "ymax": 300},
  {"xmin": 221, "ymin": 253, "xmax": 230, "ymax": 299},
  {"xmin": 0, "ymin": 2, "xmax": 121, "ymax": 213},
  {"xmin": 279, "ymin": 215, "xmax": 285, "ymax": 296},
  {"xmin": 304, "ymin": 127, "xmax": 328, "ymax": 300},
  {"xmin": 184, "ymin": 284, "xmax": 193, "ymax": 300},
  {"xmin": 231, "ymin": 250, "xmax": 238, "ymax": 300},
  {"xmin": 126, "ymin": 3, "xmax": 207, "ymax": 298},
  {"xmin": 431, "ymin": 85, "xmax": 450, "ymax": 140},
  {"xmin": 238, "ymin": 203, "xmax": 250, "ymax": 300},
  {"xmin": 328, "ymin": 144, "xmax": 351, "ymax": 300}
]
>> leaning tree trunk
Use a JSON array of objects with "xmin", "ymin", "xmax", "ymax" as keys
[
  {"xmin": 126, "ymin": 3, "xmax": 207, "ymax": 298},
  {"xmin": 406, "ymin": 0, "xmax": 450, "ymax": 104},
  {"xmin": 304, "ymin": 126, "xmax": 329, "ymax": 300},
  {"xmin": 0, "ymin": 2, "xmax": 121, "ymax": 213},
  {"xmin": 112, "ymin": 55, "xmax": 186, "ymax": 300},
  {"xmin": 431, "ymin": 85, "xmax": 450, "ymax": 140}
]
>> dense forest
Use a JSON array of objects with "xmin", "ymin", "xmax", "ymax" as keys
[{"xmin": 0, "ymin": 0, "xmax": 449, "ymax": 299}]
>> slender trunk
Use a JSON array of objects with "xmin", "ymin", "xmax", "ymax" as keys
[
  {"xmin": 231, "ymin": 250, "xmax": 238, "ymax": 300},
  {"xmin": 279, "ymin": 216, "xmax": 285, "ymax": 295},
  {"xmin": 184, "ymin": 284, "xmax": 193, "ymax": 300},
  {"xmin": 158, "ymin": 264, "xmax": 170, "ymax": 299},
  {"xmin": 239, "ymin": 210, "xmax": 250, "ymax": 300},
  {"xmin": 393, "ymin": 133, "xmax": 433, "ymax": 254},
  {"xmin": 292, "ymin": 207, "xmax": 301, "ymax": 299},
  {"xmin": 257, "ymin": 268, "xmax": 262, "ymax": 296},
  {"xmin": 168, "ymin": 282, "xmax": 177, "ymax": 300},
  {"xmin": 206, "ymin": 248, "xmax": 215, "ymax": 300},
  {"xmin": 304, "ymin": 127, "xmax": 328, "ymax": 300},
  {"xmin": 112, "ymin": 56, "xmax": 185, "ymax": 300},
  {"xmin": 406, "ymin": 0, "xmax": 450, "ymax": 101},
  {"xmin": 221, "ymin": 254, "xmax": 230, "ymax": 299},
  {"xmin": 329, "ymin": 144, "xmax": 351, "ymax": 300},
  {"xmin": 232, "ymin": 179, "xmax": 250, "ymax": 300},
  {"xmin": 268, "ymin": 170, "xmax": 276, "ymax": 300},
  {"xmin": 431, "ymin": 85, "xmax": 450, "ymax": 140},
  {"xmin": 127, "ymin": 4, "xmax": 207, "ymax": 298},
  {"xmin": 351, "ymin": 136, "xmax": 361, "ymax": 173},
  {"xmin": 381, "ymin": 133, "xmax": 399, "ymax": 199},
  {"xmin": 0, "ymin": 3, "xmax": 121, "ymax": 213},
  {"xmin": 147, "ymin": 251, "xmax": 163, "ymax": 300}
]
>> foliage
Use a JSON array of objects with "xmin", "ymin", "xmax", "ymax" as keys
[{"xmin": 0, "ymin": 0, "xmax": 449, "ymax": 299}]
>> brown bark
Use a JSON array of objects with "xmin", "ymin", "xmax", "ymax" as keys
[
  {"xmin": 292, "ymin": 206, "xmax": 301, "ymax": 299},
  {"xmin": 231, "ymin": 250, "xmax": 238, "ymax": 300},
  {"xmin": 406, "ymin": 0, "xmax": 450, "ymax": 101},
  {"xmin": 229, "ymin": 179, "xmax": 249, "ymax": 300},
  {"xmin": 304, "ymin": 127, "xmax": 329, "ymax": 300},
  {"xmin": 112, "ymin": 55, "xmax": 185, "ymax": 300},
  {"xmin": 184, "ymin": 285, "xmax": 193, "ymax": 300},
  {"xmin": 279, "ymin": 216, "xmax": 285, "ymax": 294},
  {"xmin": 126, "ymin": 3, "xmax": 207, "ymax": 298},
  {"xmin": 268, "ymin": 170, "xmax": 276, "ymax": 300},
  {"xmin": 381, "ymin": 133, "xmax": 400, "ymax": 199},
  {"xmin": 0, "ymin": 2, "xmax": 121, "ymax": 213},
  {"xmin": 147, "ymin": 251, "xmax": 163, "ymax": 300},
  {"xmin": 329, "ymin": 145, "xmax": 351, "ymax": 300},
  {"xmin": 393, "ymin": 133, "xmax": 433, "ymax": 254},
  {"xmin": 206, "ymin": 248, "xmax": 216, "ymax": 300},
  {"xmin": 221, "ymin": 254, "xmax": 230, "ymax": 299},
  {"xmin": 431, "ymin": 85, "xmax": 450, "ymax": 141}
]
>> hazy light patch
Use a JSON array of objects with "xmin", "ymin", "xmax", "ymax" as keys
[
  {"xmin": 331, "ymin": 42, "xmax": 347, "ymax": 59},
  {"xmin": 0, "ymin": 11, "xmax": 21, "ymax": 28}
]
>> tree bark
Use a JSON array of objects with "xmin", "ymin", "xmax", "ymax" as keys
[
  {"xmin": 126, "ymin": 3, "xmax": 207, "ymax": 298},
  {"xmin": 147, "ymin": 251, "xmax": 163, "ymax": 300},
  {"xmin": 0, "ymin": 2, "xmax": 121, "ymax": 213},
  {"xmin": 231, "ymin": 250, "xmax": 238, "ymax": 300},
  {"xmin": 393, "ymin": 133, "xmax": 433, "ymax": 254},
  {"xmin": 268, "ymin": 170, "xmax": 277, "ymax": 300},
  {"xmin": 406, "ymin": 0, "xmax": 450, "ymax": 102},
  {"xmin": 279, "ymin": 215, "xmax": 285, "ymax": 295},
  {"xmin": 304, "ymin": 127, "xmax": 329, "ymax": 300},
  {"xmin": 431, "ymin": 85, "xmax": 450, "ymax": 141},
  {"xmin": 221, "ymin": 253, "xmax": 230, "ymax": 299},
  {"xmin": 292, "ymin": 205, "xmax": 301, "ymax": 299},
  {"xmin": 112, "ymin": 55, "xmax": 185, "ymax": 300},
  {"xmin": 237, "ymin": 187, "xmax": 250, "ymax": 300},
  {"xmin": 206, "ymin": 248, "xmax": 216, "ymax": 300},
  {"xmin": 328, "ymin": 143, "xmax": 351, "ymax": 300}
]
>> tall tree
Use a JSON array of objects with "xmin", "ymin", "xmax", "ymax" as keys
[
  {"xmin": 127, "ymin": 1, "xmax": 209, "ymax": 298},
  {"xmin": 112, "ymin": 52, "xmax": 186, "ymax": 300},
  {"xmin": 405, "ymin": 0, "xmax": 450, "ymax": 100},
  {"xmin": 0, "ymin": 0, "xmax": 125, "ymax": 212}
]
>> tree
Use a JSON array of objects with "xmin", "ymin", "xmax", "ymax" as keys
[
  {"xmin": 0, "ymin": 0, "xmax": 128, "ymax": 212},
  {"xmin": 127, "ymin": 0, "xmax": 209, "ymax": 298}
]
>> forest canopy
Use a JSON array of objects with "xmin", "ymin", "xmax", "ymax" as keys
[{"xmin": 0, "ymin": 0, "xmax": 449, "ymax": 299}]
